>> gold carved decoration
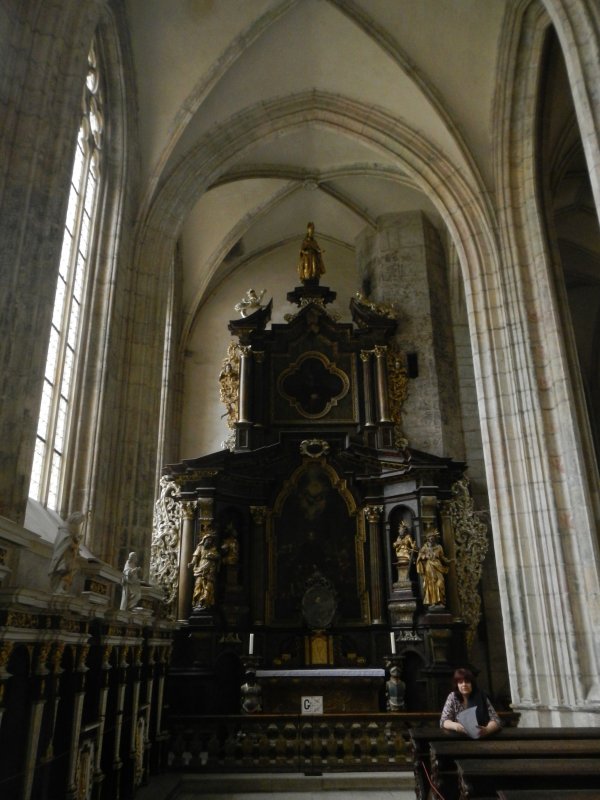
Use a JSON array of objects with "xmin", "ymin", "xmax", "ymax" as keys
[
  {"xmin": 387, "ymin": 347, "xmax": 409, "ymax": 449},
  {"xmin": 149, "ymin": 476, "xmax": 182, "ymax": 611},
  {"xmin": 364, "ymin": 505, "xmax": 383, "ymax": 524},
  {"xmin": 77, "ymin": 644, "xmax": 90, "ymax": 673},
  {"xmin": 354, "ymin": 292, "xmax": 397, "ymax": 321},
  {"xmin": 299, "ymin": 439, "xmax": 330, "ymax": 459},
  {"xmin": 250, "ymin": 506, "xmax": 268, "ymax": 525},
  {"xmin": 443, "ymin": 477, "xmax": 489, "ymax": 651},
  {"xmin": 219, "ymin": 341, "xmax": 241, "ymax": 432}
]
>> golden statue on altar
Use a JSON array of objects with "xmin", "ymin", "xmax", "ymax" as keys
[{"xmin": 297, "ymin": 222, "xmax": 325, "ymax": 282}]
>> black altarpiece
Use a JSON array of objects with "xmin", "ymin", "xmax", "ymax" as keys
[{"xmin": 162, "ymin": 274, "xmax": 480, "ymax": 719}]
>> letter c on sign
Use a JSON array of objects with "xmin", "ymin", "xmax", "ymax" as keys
[{"xmin": 303, "ymin": 698, "xmax": 311, "ymax": 710}]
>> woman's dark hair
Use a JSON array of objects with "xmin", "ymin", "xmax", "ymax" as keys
[
  {"xmin": 451, "ymin": 667, "xmax": 490, "ymax": 725},
  {"xmin": 451, "ymin": 667, "xmax": 476, "ymax": 693}
]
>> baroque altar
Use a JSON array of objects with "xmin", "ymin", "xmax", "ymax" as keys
[{"xmin": 152, "ymin": 225, "xmax": 489, "ymax": 722}]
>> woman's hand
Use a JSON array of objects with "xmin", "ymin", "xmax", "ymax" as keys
[
  {"xmin": 477, "ymin": 721, "xmax": 500, "ymax": 737},
  {"xmin": 443, "ymin": 720, "xmax": 466, "ymax": 734}
]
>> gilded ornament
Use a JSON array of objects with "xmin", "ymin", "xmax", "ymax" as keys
[
  {"xmin": 219, "ymin": 341, "xmax": 241, "ymax": 431},
  {"xmin": 77, "ymin": 644, "xmax": 90, "ymax": 672},
  {"xmin": 0, "ymin": 641, "xmax": 14, "ymax": 671},
  {"xmin": 386, "ymin": 348, "xmax": 409, "ymax": 449},
  {"xmin": 299, "ymin": 439, "xmax": 330, "ymax": 459},
  {"xmin": 51, "ymin": 643, "xmax": 66, "ymax": 674},
  {"xmin": 354, "ymin": 292, "xmax": 397, "ymax": 319},
  {"xmin": 250, "ymin": 506, "xmax": 268, "ymax": 525},
  {"xmin": 443, "ymin": 477, "xmax": 489, "ymax": 651},
  {"xmin": 364, "ymin": 505, "xmax": 383, "ymax": 524}
]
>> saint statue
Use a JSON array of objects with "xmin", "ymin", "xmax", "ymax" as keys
[
  {"xmin": 416, "ymin": 527, "xmax": 452, "ymax": 608},
  {"xmin": 393, "ymin": 521, "xmax": 416, "ymax": 560},
  {"xmin": 120, "ymin": 551, "xmax": 142, "ymax": 611},
  {"xmin": 189, "ymin": 533, "xmax": 220, "ymax": 609},
  {"xmin": 49, "ymin": 511, "xmax": 86, "ymax": 593},
  {"xmin": 386, "ymin": 666, "xmax": 406, "ymax": 711},
  {"xmin": 393, "ymin": 520, "xmax": 417, "ymax": 583},
  {"xmin": 297, "ymin": 222, "xmax": 325, "ymax": 282}
]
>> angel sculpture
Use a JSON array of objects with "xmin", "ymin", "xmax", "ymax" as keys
[{"xmin": 234, "ymin": 288, "xmax": 266, "ymax": 318}]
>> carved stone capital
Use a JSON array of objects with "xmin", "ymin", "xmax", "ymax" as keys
[
  {"xmin": 180, "ymin": 501, "xmax": 197, "ymax": 520},
  {"xmin": 364, "ymin": 505, "xmax": 383, "ymax": 524},
  {"xmin": 250, "ymin": 506, "xmax": 268, "ymax": 525}
]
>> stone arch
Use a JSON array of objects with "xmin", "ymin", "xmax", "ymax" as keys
[
  {"xmin": 492, "ymin": 0, "xmax": 600, "ymax": 720},
  {"xmin": 125, "ymin": 91, "xmax": 508, "ymax": 583}
]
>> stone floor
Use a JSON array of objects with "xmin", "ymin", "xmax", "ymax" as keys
[{"xmin": 135, "ymin": 772, "xmax": 416, "ymax": 800}]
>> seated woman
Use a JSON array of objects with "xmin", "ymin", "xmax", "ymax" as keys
[{"xmin": 440, "ymin": 667, "xmax": 501, "ymax": 737}]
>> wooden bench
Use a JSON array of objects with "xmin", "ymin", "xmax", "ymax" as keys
[
  {"xmin": 430, "ymin": 739, "xmax": 600, "ymax": 800},
  {"xmin": 497, "ymin": 791, "xmax": 600, "ymax": 800},
  {"xmin": 407, "ymin": 726, "xmax": 600, "ymax": 800},
  {"xmin": 455, "ymin": 757, "xmax": 600, "ymax": 800}
]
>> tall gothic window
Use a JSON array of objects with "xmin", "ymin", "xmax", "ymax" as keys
[{"xmin": 29, "ymin": 42, "xmax": 104, "ymax": 510}]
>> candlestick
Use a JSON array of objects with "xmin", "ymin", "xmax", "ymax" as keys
[
  {"xmin": 390, "ymin": 631, "xmax": 396, "ymax": 654},
  {"xmin": 249, "ymin": 633, "xmax": 254, "ymax": 655}
]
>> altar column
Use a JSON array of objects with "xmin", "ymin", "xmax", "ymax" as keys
[
  {"xmin": 360, "ymin": 350, "xmax": 376, "ymax": 445},
  {"xmin": 250, "ymin": 506, "xmax": 267, "ymax": 627},
  {"xmin": 178, "ymin": 501, "xmax": 197, "ymax": 621},
  {"xmin": 238, "ymin": 346, "xmax": 252, "ymax": 424},
  {"xmin": 365, "ymin": 505, "xmax": 384, "ymax": 624}
]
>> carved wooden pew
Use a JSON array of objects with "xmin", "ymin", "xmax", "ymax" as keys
[
  {"xmin": 455, "ymin": 757, "xmax": 600, "ymax": 800},
  {"xmin": 407, "ymin": 725, "xmax": 599, "ymax": 800},
  {"xmin": 497, "ymin": 791, "xmax": 600, "ymax": 800},
  {"xmin": 430, "ymin": 739, "xmax": 600, "ymax": 800}
]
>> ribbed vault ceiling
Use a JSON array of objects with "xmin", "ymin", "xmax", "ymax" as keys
[{"xmin": 125, "ymin": 0, "xmax": 508, "ymax": 344}]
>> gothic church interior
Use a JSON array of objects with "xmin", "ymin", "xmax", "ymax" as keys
[{"xmin": 1, "ymin": 1, "xmax": 600, "ymax": 799}]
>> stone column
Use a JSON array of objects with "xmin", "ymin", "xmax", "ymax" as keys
[
  {"xmin": 250, "ymin": 506, "xmax": 268, "ymax": 626},
  {"xmin": 177, "ymin": 501, "xmax": 197, "ymax": 621},
  {"xmin": 364, "ymin": 505, "xmax": 384, "ymax": 624},
  {"xmin": 356, "ymin": 212, "xmax": 463, "ymax": 457}
]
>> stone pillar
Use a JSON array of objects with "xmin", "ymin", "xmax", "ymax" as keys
[
  {"xmin": 178, "ymin": 501, "xmax": 197, "ymax": 621},
  {"xmin": 250, "ymin": 506, "xmax": 268, "ymax": 626},
  {"xmin": 364, "ymin": 505, "xmax": 384, "ymax": 624},
  {"xmin": 356, "ymin": 212, "xmax": 463, "ymax": 457}
]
